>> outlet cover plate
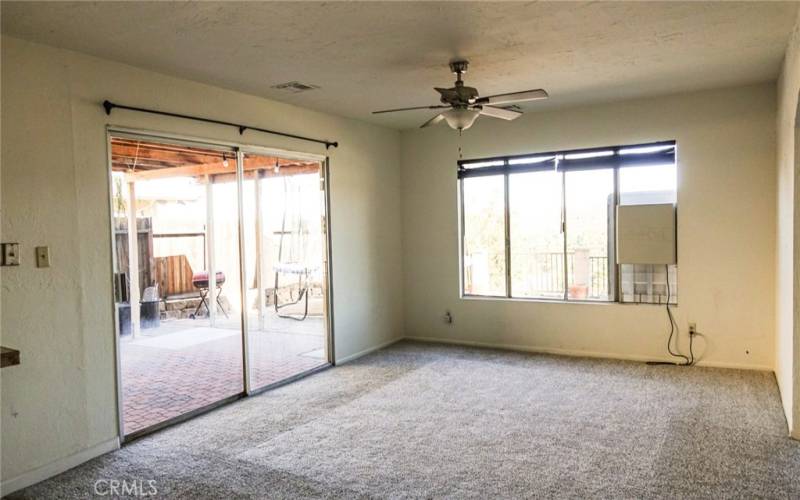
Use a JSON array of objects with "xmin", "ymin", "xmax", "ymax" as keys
[{"xmin": 35, "ymin": 246, "xmax": 50, "ymax": 268}]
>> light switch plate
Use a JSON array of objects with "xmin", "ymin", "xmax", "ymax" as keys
[
  {"xmin": 1, "ymin": 243, "xmax": 20, "ymax": 266},
  {"xmin": 35, "ymin": 246, "xmax": 50, "ymax": 268}
]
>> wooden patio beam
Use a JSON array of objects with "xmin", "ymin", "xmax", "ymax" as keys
[
  {"xmin": 112, "ymin": 143, "xmax": 225, "ymax": 167},
  {"xmin": 127, "ymin": 158, "xmax": 319, "ymax": 181}
]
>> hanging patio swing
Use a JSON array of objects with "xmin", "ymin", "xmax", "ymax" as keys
[{"xmin": 272, "ymin": 173, "xmax": 317, "ymax": 321}]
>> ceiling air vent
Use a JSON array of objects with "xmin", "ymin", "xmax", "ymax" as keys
[{"xmin": 271, "ymin": 81, "xmax": 320, "ymax": 93}]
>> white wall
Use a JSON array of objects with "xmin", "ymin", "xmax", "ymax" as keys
[
  {"xmin": 0, "ymin": 36, "xmax": 404, "ymax": 492},
  {"xmin": 401, "ymin": 84, "xmax": 776, "ymax": 371},
  {"xmin": 776, "ymin": 11, "xmax": 800, "ymax": 439}
]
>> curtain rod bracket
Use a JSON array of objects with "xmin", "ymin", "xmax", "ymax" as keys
[{"xmin": 101, "ymin": 100, "xmax": 338, "ymax": 149}]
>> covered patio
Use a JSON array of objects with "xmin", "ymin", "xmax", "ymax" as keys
[{"xmin": 121, "ymin": 307, "xmax": 327, "ymax": 435}]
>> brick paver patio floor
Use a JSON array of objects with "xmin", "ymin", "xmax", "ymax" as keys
[{"xmin": 120, "ymin": 313, "xmax": 326, "ymax": 435}]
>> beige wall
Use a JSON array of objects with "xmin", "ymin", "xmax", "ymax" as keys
[
  {"xmin": 401, "ymin": 84, "xmax": 776, "ymax": 371},
  {"xmin": 776, "ymin": 12, "xmax": 800, "ymax": 439},
  {"xmin": 0, "ymin": 36, "xmax": 404, "ymax": 491},
  {"xmin": 0, "ymin": 29, "xmax": 793, "ymax": 494}
]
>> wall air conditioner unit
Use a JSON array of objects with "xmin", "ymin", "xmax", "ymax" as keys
[{"xmin": 616, "ymin": 204, "xmax": 676, "ymax": 265}]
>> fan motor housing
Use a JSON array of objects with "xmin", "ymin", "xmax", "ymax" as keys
[{"xmin": 449, "ymin": 60, "xmax": 469, "ymax": 75}]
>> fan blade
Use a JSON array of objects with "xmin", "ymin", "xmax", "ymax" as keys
[
  {"xmin": 479, "ymin": 106, "xmax": 522, "ymax": 121},
  {"xmin": 420, "ymin": 113, "xmax": 445, "ymax": 128},
  {"xmin": 372, "ymin": 105, "xmax": 449, "ymax": 114},
  {"xmin": 475, "ymin": 89, "xmax": 548, "ymax": 106}
]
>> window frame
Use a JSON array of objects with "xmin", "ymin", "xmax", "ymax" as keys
[{"xmin": 457, "ymin": 140, "xmax": 677, "ymax": 304}]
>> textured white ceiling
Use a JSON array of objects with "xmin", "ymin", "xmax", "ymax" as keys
[{"xmin": 2, "ymin": 2, "xmax": 797, "ymax": 129}]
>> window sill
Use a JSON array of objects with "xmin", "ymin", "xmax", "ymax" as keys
[{"xmin": 460, "ymin": 294, "xmax": 677, "ymax": 307}]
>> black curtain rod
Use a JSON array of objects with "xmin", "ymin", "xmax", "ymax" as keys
[{"xmin": 103, "ymin": 100, "xmax": 338, "ymax": 149}]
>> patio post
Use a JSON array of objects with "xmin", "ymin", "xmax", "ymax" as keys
[
  {"xmin": 254, "ymin": 169, "xmax": 265, "ymax": 331},
  {"xmin": 127, "ymin": 179, "xmax": 141, "ymax": 338},
  {"xmin": 206, "ymin": 175, "xmax": 217, "ymax": 326}
]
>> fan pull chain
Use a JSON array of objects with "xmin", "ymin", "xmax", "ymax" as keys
[{"xmin": 458, "ymin": 129, "xmax": 463, "ymax": 160}]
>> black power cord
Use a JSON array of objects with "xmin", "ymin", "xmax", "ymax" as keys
[{"xmin": 647, "ymin": 264, "xmax": 694, "ymax": 366}]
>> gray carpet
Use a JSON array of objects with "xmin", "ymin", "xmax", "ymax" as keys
[{"xmin": 9, "ymin": 341, "xmax": 800, "ymax": 499}]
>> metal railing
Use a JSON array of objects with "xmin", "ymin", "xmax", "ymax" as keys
[
  {"xmin": 511, "ymin": 252, "xmax": 571, "ymax": 298},
  {"xmin": 470, "ymin": 251, "xmax": 609, "ymax": 299},
  {"xmin": 589, "ymin": 256, "xmax": 609, "ymax": 299}
]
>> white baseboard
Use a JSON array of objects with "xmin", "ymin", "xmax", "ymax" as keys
[
  {"xmin": 1, "ymin": 437, "xmax": 120, "ymax": 496},
  {"xmin": 403, "ymin": 336, "xmax": 772, "ymax": 372},
  {"xmin": 335, "ymin": 337, "xmax": 404, "ymax": 365}
]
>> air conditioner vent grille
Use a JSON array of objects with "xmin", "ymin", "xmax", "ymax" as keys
[{"xmin": 271, "ymin": 81, "xmax": 320, "ymax": 93}]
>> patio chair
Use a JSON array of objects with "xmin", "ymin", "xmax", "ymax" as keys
[{"xmin": 190, "ymin": 271, "xmax": 229, "ymax": 319}]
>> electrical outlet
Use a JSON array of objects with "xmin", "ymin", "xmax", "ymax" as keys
[
  {"xmin": 688, "ymin": 322, "xmax": 697, "ymax": 336},
  {"xmin": 444, "ymin": 311, "xmax": 453, "ymax": 324},
  {"xmin": 35, "ymin": 246, "xmax": 50, "ymax": 268}
]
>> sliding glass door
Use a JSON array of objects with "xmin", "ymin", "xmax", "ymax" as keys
[
  {"xmin": 111, "ymin": 134, "xmax": 245, "ymax": 437},
  {"xmin": 110, "ymin": 132, "xmax": 331, "ymax": 438},
  {"xmin": 240, "ymin": 151, "xmax": 330, "ymax": 392}
]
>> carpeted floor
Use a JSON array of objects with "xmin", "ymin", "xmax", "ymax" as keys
[{"xmin": 9, "ymin": 341, "xmax": 800, "ymax": 499}]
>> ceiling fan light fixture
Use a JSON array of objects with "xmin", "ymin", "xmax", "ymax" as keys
[
  {"xmin": 371, "ymin": 59, "xmax": 548, "ymax": 132},
  {"xmin": 442, "ymin": 108, "xmax": 480, "ymax": 131}
]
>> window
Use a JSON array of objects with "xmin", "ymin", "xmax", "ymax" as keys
[
  {"xmin": 458, "ymin": 141, "xmax": 677, "ymax": 304},
  {"xmin": 565, "ymin": 168, "xmax": 614, "ymax": 301},
  {"xmin": 462, "ymin": 176, "xmax": 506, "ymax": 296},
  {"xmin": 509, "ymin": 170, "xmax": 563, "ymax": 299}
]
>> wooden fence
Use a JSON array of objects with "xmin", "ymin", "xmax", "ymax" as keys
[
  {"xmin": 114, "ymin": 218, "xmax": 202, "ymax": 300},
  {"xmin": 114, "ymin": 217, "xmax": 154, "ymax": 297},
  {"xmin": 154, "ymin": 255, "xmax": 197, "ymax": 297}
]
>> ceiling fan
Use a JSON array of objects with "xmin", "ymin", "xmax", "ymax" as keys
[{"xmin": 372, "ymin": 60, "xmax": 548, "ymax": 131}]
